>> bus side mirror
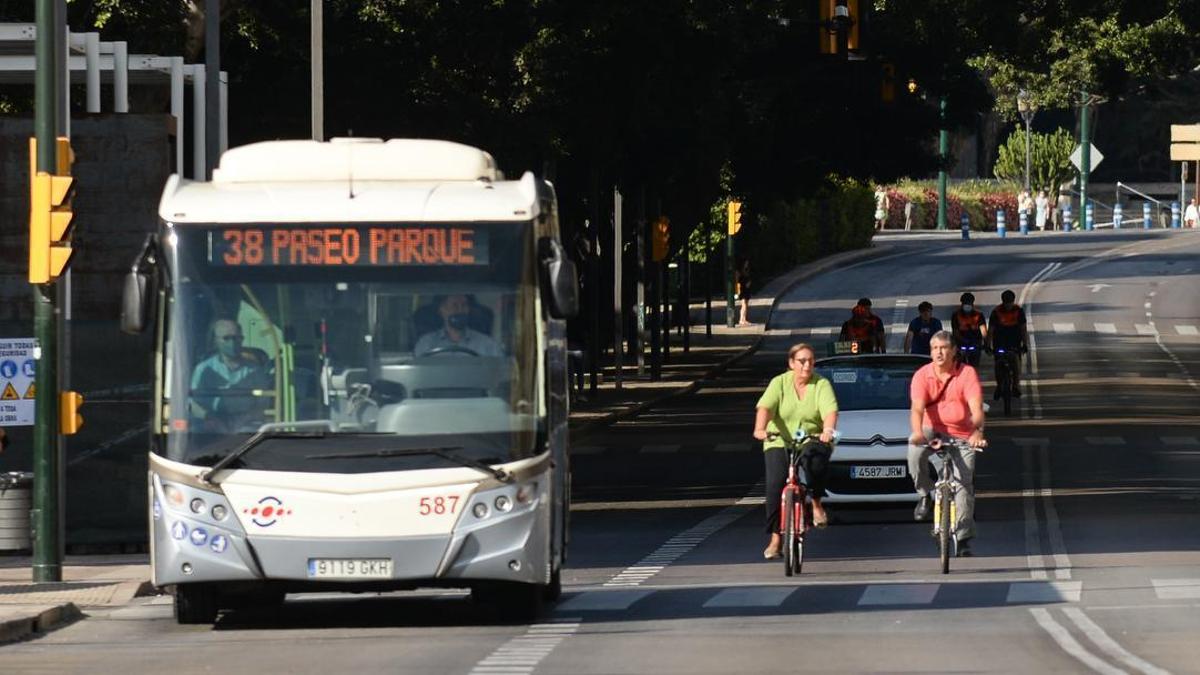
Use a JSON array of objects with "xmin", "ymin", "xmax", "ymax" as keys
[
  {"xmin": 120, "ymin": 270, "xmax": 152, "ymax": 334},
  {"xmin": 538, "ymin": 237, "xmax": 579, "ymax": 319}
]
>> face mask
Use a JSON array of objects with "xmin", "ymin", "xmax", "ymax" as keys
[
  {"xmin": 962, "ymin": 304, "xmax": 973, "ymax": 313},
  {"xmin": 447, "ymin": 313, "xmax": 469, "ymax": 331}
]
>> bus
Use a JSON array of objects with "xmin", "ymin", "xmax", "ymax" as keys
[{"xmin": 120, "ymin": 138, "xmax": 578, "ymax": 624}]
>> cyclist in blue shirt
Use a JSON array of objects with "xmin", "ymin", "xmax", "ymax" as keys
[{"xmin": 904, "ymin": 301, "xmax": 942, "ymax": 356}]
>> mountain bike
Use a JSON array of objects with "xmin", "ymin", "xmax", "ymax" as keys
[
  {"xmin": 992, "ymin": 347, "xmax": 1020, "ymax": 416},
  {"xmin": 923, "ymin": 435, "xmax": 978, "ymax": 574},
  {"xmin": 765, "ymin": 431, "xmax": 828, "ymax": 577}
]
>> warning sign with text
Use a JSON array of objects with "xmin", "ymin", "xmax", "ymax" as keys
[{"xmin": 0, "ymin": 338, "xmax": 36, "ymax": 426}]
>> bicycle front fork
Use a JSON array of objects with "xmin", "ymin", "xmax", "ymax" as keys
[{"xmin": 932, "ymin": 486, "xmax": 957, "ymax": 535}]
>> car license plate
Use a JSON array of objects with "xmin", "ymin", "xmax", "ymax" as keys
[
  {"xmin": 850, "ymin": 465, "xmax": 906, "ymax": 479},
  {"xmin": 307, "ymin": 558, "xmax": 393, "ymax": 579}
]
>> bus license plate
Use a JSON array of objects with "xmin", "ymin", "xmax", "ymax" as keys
[
  {"xmin": 850, "ymin": 465, "xmax": 905, "ymax": 479},
  {"xmin": 307, "ymin": 558, "xmax": 393, "ymax": 579}
]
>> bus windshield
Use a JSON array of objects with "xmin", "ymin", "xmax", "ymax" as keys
[{"xmin": 164, "ymin": 221, "xmax": 540, "ymax": 472}]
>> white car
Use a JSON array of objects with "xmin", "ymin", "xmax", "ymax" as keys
[{"xmin": 816, "ymin": 353, "xmax": 930, "ymax": 503}]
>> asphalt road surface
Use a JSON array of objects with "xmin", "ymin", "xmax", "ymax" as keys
[{"xmin": 8, "ymin": 230, "xmax": 1200, "ymax": 674}]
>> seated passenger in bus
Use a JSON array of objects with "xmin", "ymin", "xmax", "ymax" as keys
[
  {"xmin": 413, "ymin": 294, "xmax": 502, "ymax": 357},
  {"xmin": 189, "ymin": 319, "xmax": 273, "ymax": 431}
]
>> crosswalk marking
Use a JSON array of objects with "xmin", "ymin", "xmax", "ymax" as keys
[
  {"xmin": 1160, "ymin": 436, "xmax": 1200, "ymax": 446},
  {"xmin": 1006, "ymin": 581, "xmax": 1082, "ymax": 604},
  {"xmin": 1176, "ymin": 325, "xmax": 1199, "ymax": 336},
  {"xmin": 1151, "ymin": 579, "xmax": 1200, "ymax": 600},
  {"xmin": 1136, "ymin": 323, "xmax": 1156, "ymax": 335},
  {"xmin": 1094, "ymin": 323, "xmax": 1117, "ymax": 334},
  {"xmin": 808, "ymin": 326, "xmax": 836, "ymax": 337},
  {"xmin": 703, "ymin": 587, "xmax": 797, "ymax": 608},
  {"xmin": 1085, "ymin": 437, "xmax": 1126, "ymax": 446},
  {"xmin": 857, "ymin": 584, "xmax": 939, "ymax": 606},
  {"xmin": 1053, "ymin": 323, "xmax": 1076, "ymax": 334},
  {"xmin": 557, "ymin": 590, "xmax": 650, "ymax": 611}
]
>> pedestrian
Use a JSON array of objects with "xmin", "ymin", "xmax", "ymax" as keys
[
  {"xmin": 874, "ymin": 186, "xmax": 890, "ymax": 231},
  {"xmin": 904, "ymin": 301, "xmax": 943, "ymax": 356},
  {"xmin": 904, "ymin": 199, "xmax": 915, "ymax": 231},
  {"xmin": 753, "ymin": 342, "xmax": 839, "ymax": 558},
  {"xmin": 1018, "ymin": 190, "xmax": 1034, "ymax": 227},
  {"xmin": 736, "ymin": 259, "xmax": 753, "ymax": 327},
  {"xmin": 1035, "ymin": 190, "xmax": 1049, "ymax": 231},
  {"xmin": 1186, "ymin": 198, "xmax": 1199, "ymax": 229},
  {"xmin": 1056, "ymin": 191, "xmax": 1071, "ymax": 231}
]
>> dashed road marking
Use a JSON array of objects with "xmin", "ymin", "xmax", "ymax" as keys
[
  {"xmin": 1094, "ymin": 323, "xmax": 1118, "ymax": 334},
  {"xmin": 469, "ymin": 619, "xmax": 581, "ymax": 675},
  {"xmin": 1007, "ymin": 581, "xmax": 1083, "ymax": 604},
  {"xmin": 1136, "ymin": 323, "xmax": 1156, "ymax": 335},
  {"xmin": 1175, "ymin": 325, "xmax": 1199, "ymax": 336},
  {"xmin": 1152, "ymin": 579, "xmax": 1200, "ymax": 600},
  {"xmin": 703, "ymin": 586, "xmax": 798, "ymax": 608},
  {"xmin": 858, "ymin": 583, "xmax": 939, "ymax": 606},
  {"xmin": 1053, "ymin": 323, "xmax": 1076, "ymax": 334}
]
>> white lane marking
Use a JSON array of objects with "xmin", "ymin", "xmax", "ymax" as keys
[
  {"xmin": 1020, "ymin": 261, "xmax": 1061, "ymax": 422},
  {"xmin": 1151, "ymin": 579, "xmax": 1200, "ymax": 600},
  {"xmin": 1145, "ymin": 302, "xmax": 1153, "ymax": 309},
  {"xmin": 1007, "ymin": 581, "xmax": 1083, "ymax": 603},
  {"xmin": 1175, "ymin": 325, "xmax": 1198, "ymax": 336},
  {"xmin": 889, "ymin": 299, "xmax": 910, "ymax": 353},
  {"xmin": 1030, "ymin": 609, "xmax": 1128, "ymax": 675},
  {"xmin": 1146, "ymin": 290, "xmax": 1200, "ymax": 392},
  {"xmin": 714, "ymin": 443, "xmax": 746, "ymax": 453},
  {"xmin": 470, "ymin": 619, "xmax": 580, "ymax": 675},
  {"xmin": 1094, "ymin": 323, "xmax": 1118, "ymax": 334},
  {"xmin": 1086, "ymin": 437, "xmax": 1127, "ymax": 446},
  {"xmin": 857, "ymin": 583, "xmax": 939, "ymax": 606},
  {"xmin": 1136, "ymin": 324, "xmax": 1156, "ymax": 335},
  {"xmin": 557, "ymin": 590, "xmax": 650, "ymax": 611},
  {"xmin": 703, "ymin": 586, "xmax": 798, "ymax": 608},
  {"xmin": 736, "ymin": 496, "xmax": 766, "ymax": 505},
  {"xmin": 1063, "ymin": 607, "xmax": 1172, "ymax": 675},
  {"xmin": 1054, "ymin": 323, "xmax": 1077, "ymax": 334},
  {"xmin": 1038, "ymin": 441, "xmax": 1072, "ymax": 580},
  {"xmin": 641, "ymin": 444, "xmax": 679, "ymax": 454},
  {"xmin": 1160, "ymin": 437, "xmax": 1200, "ymax": 446},
  {"xmin": 808, "ymin": 326, "xmax": 837, "ymax": 336},
  {"xmin": 1020, "ymin": 442, "xmax": 1048, "ymax": 580},
  {"xmin": 572, "ymin": 445, "xmax": 606, "ymax": 455}
]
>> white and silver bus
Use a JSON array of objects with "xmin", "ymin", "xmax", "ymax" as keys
[{"xmin": 121, "ymin": 139, "xmax": 578, "ymax": 624}]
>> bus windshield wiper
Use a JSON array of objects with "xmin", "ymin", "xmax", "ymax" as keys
[
  {"xmin": 306, "ymin": 447, "xmax": 512, "ymax": 483},
  {"xmin": 201, "ymin": 420, "xmax": 339, "ymax": 484}
]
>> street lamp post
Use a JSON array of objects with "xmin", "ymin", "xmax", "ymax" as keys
[{"xmin": 1017, "ymin": 89, "xmax": 1037, "ymax": 194}]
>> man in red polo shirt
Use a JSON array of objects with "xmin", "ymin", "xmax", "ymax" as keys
[{"xmin": 907, "ymin": 330, "xmax": 988, "ymax": 557}]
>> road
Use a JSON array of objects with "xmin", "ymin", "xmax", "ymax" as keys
[{"xmin": 8, "ymin": 230, "xmax": 1200, "ymax": 674}]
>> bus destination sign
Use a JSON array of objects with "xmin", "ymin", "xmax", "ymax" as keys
[{"xmin": 208, "ymin": 226, "xmax": 488, "ymax": 267}]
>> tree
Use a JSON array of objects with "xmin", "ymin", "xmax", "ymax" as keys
[{"xmin": 993, "ymin": 127, "xmax": 1075, "ymax": 194}]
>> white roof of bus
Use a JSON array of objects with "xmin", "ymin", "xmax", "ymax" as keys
[{"xmin": 158, "ymin": 138, "xmax": 544, "ymax": 224}]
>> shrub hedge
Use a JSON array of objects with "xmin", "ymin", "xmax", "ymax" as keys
[{"xmin": 883, "ymin": 180, "xmax": 1021, "ymax": 231}]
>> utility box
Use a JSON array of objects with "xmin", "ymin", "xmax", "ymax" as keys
[{"xmin": 0, "ymin": 472, "xmax": 33, "ymax": 550}]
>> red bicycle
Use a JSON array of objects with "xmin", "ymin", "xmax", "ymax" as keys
[{"xmin": 767, "ymin": 431, "xmax": 826, "ymax": 576}]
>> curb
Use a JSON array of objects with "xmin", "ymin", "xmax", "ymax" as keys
[
  {"xmin": 0, "ymin": 602, "xmax": 81, "ymax": 645},
  {"xmin": 570, "ymin": 243, "xmax": 897, "ymax": 440}
]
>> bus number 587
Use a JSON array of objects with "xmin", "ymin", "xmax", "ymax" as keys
[{"xmin": 419, "ymin": 496, "xmax": 459, "ymax": 516}]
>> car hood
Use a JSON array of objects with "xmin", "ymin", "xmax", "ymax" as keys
[{"xmin": 836, "ymin": 409, "xmax": 910, "ymax": 445}]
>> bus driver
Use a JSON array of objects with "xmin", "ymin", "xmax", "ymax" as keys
[
  {"xmin": 414, "ymin": 294, "xmax": 502, "ymax": 357},
  {"xmin": 189, "ymin": 319, "xmax": 273, "ymax": 431}
]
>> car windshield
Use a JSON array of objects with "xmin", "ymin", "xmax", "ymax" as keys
[
  {"xmin": 162, "ymin": 222, "xmax": 540, "ymax": 472},
  {"xmin": 817, "ymin": 358, "xmax": 926, "ymax": 411}
]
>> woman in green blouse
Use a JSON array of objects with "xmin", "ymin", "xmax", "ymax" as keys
[{"xmin": 752, "ymin": 342, "xmax": 839, "ymax": 559}]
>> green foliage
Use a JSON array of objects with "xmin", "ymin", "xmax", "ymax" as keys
[{"xmin": 993, "ymin": 127, "xmax": 1076, "ymax": 194}]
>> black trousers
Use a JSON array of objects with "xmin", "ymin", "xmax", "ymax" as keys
[{"xmin": 763, "ymin": 443, "xmax": 833, "ymax": 535}]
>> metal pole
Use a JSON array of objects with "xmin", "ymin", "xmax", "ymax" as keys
[
  {"xmin": 170, "ymin": 57, "xmax": 184, "ymax": 176},
  {"xmin": 205, "ymin": 0, "xmax": 220, "ymax": 177},
  {"xmin": 1023, "ymin": 119, "xmax": 1032, "ymax": 194},
  {"xmin": 725, "ymin": 225, "xmax": 735, "ymax": 326},
  {"xmin": 937, "ymin": 96, "xmax": 948, "ymax": 230},
  {"xmin": 311, "ymin": 0, "xmax": 324, "ymax": 142},
  {"xmin": 682, "ymin": 256, "xmax": 690, "ymax": 353},
  {"xmin": 1078, "ymin": 92, "xmax": 1091, "ymax": 225},
  {"xmin": 33, "ymin": 0, "xmax": 63, "ymax": 583},
  {"xmin": 85, "ymin": 32, "xmax": 100, "ymax": 113},
  {"xmin": 113, "ymin": 42, "xmax": 129, "ymax": 113},
  {"xmin": 613, "ymin": 188, "xmax": 623, "ymax": 390}
]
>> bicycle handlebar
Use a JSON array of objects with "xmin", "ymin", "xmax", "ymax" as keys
[{"xmin": 923, "ymin": 434, "xmax": 985, "ymax": 452}]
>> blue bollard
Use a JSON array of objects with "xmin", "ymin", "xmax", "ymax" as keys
[
  {"xmin": 1063, "ymin": 204, "xmax": 1073, "ymax": 232},
  {"xmin": 1085, "ymin": 202, "xmax": 1095, "ymax": 231},
  {"xmin": 961, "ymin": 213, "xmax": 971, "ymax": 240},
  {"xmin": 1143, "ymin": 202, "xmax": 1152, "ymax": 229},
  {"xmin": 1172, "ymin": 201, "xmax": 1181, "ymax": 228},
  {"xmin": 998, "ymin": 210, "xmax": 1009, "ymax": 238},
  {"xmin": 1113, "ymin": 202, "xmax": 1123, "ymax": 229}
]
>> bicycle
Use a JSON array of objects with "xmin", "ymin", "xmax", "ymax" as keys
[
  {"xmin": 922, "ymin": 435, "xmax": 979, "ymax": 574},
  {"xmin": 991, "ymin": 346, "xmax": 1020, "ymax": 416},
  {"xmin": 958, "ymin": 340, "xmax": 982, "ymax": 367},
  {"xmin": 766, "ymin": 430, "xmax": 829, "ymax": 577}
]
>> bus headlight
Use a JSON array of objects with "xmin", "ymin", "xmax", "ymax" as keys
[
  {"xmin": 494, "ymin": 495, "xmax": 512, "ymax": 512},
  {"xmin": 189, "ymin": 497, "xmax": 206, "ymax": 514},
  {"xmin": 210, "ymin": 504, "xmax": 228, "ymax": 521},
  {"xmin": 473, "ymin": 502, "xmax": 489, "ymax": 519}
]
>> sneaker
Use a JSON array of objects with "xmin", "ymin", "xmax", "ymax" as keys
[
  {"xmin": 957, "ymin": 538, "xmax": 974, "ymax": 557},
  {"xmin": 913, "ymin": 495, "xmax": 932, "ymax": 522}
]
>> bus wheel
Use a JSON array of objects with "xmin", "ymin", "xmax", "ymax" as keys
[
  {"xmin": 174, "ymin": 583, "xmax": 219, "ymax": 625},
  {"xmin": 474, "ymin": 582, "xmax": 543, "ymax": 623}
]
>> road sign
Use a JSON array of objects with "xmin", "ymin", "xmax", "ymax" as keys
[
  {"xmin": 0, "ymin": 338, "xmax": 36, "ymax": 426},
  {"xmin": 1070, "ymin": 143, "xmax": 1104, "ymax": 173}
]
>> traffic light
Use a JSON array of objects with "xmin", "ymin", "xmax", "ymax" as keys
[
  {"xmin": 60, "ymin": 390, "xmax": 83, "ymax": 435},
  {"xmin": 651, "ymin": 215, "xmax": 670, "ymax": 262},
  {"xmin": 727, "ymin": 200, "xmax": 744, "ymax": 235},
  {"xmin": 28, "ymin": 137, "xmax": 76, "ymax": 284}
]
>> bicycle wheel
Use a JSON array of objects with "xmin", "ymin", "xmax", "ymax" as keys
[
  {"xmin": 1001, "ymin": 361, "xmax": 1013, "ymax": 416},
  {"xmin": 938, "ymin": 485, "xmax": 953, "ymax": 574},
  {"xmin": 782, "ymin": 489, "xmax": 796, "ymax": 577},
  {"xmin": 793, "ymin": 495, "xmax": 806, "ymax": 575}
]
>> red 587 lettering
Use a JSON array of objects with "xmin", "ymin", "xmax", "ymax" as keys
[{"xmin": 418, "ymin": 495, "xmax": 460, "ymax": 516}]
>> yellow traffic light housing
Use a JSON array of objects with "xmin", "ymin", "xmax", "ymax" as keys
[
  {"xmin": 727, "ymin": 200, "xmax": 744, "ymax": 235},
  {"xmin": 60, "ymin": 390, "xmax": 84, "ymax": 435},
  {"xmin": 651, "ymin": 215, "xmax": 670, "ymax": 262},
  {"xmin": 28, "ymin": 137, "xmax": 76, "ymax": 284}
]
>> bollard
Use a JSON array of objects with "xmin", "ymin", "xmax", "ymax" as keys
[
  {"xmin": 1063, "ymin": 204, "xmax": 1073, "ymax": 232},
  {"xmin": 1113, "ymin": 202, "xmax": 1123, "ymax": 229},
  {"xmin": 1143, "ymin": 202, "xmax": 1152, "ymax": 230},
  {"xmin": 1085, "ymin": 202, "xmax": 1095, "ymax": 230},
  {"xmin": 1172, "ymin": 202, "xmax": 1181, "ymax": 228},
  {"xmin": 1014, "ymin": 209, "xmax": 1024, "ymax": 236},
  {"xmin": 961, "ymin": 213, "xmax": 970, "ymax": 240}
]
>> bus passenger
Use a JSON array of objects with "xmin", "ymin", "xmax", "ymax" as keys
[
  {"xmin": 414, "ymin": 294, "xmax": 502, "ymax": 357},
  {"xmin": 189, "ymin": 319, "xmax": 272, "ymax": 431}
]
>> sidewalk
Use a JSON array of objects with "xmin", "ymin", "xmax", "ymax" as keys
[
  {"xmin": 0, "ymin": 242, "xmax": 893, "ymax": 645},
  {"xmin": 0, "ymin": 553, "xmax": 152, "ymax": 644},
  {"xmin": 569, "ymin": 243, "xmax": 895, "ymax": 439}
]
